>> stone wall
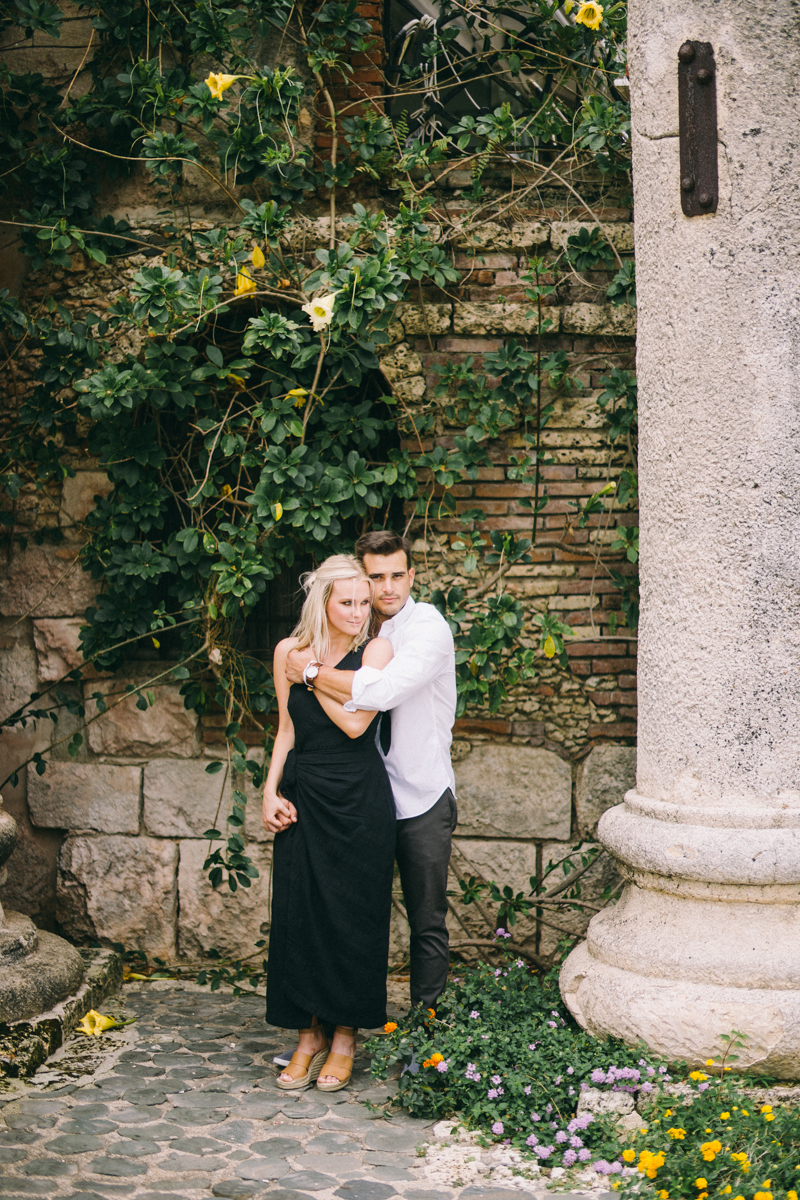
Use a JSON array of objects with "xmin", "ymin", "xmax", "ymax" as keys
[{"xmin": 0, "ymin": 0, "xmax": 639, "ymax": 962}]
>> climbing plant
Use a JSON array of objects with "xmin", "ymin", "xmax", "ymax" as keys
[{"xmin": 0, "ymin": 0, "xmax": 636, "ymax": 894}]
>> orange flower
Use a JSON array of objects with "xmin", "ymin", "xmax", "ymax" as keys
[
  {"xmin": 430, "ymin": 1052, "xmax": 444, "ymax": 1065},
  {"xmin": 384, "ymin": 1022, "xmax": 397, "ymax": 1033}
]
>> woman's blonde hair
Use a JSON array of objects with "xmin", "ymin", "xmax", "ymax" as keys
[{"xmin": 291, "ymin": 554, "xmax": 372, "ymax": 661}]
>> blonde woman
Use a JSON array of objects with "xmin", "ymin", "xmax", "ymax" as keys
[{"xmin": 262, "ymin": 555, "xmax": 395, "ymax": 1092}]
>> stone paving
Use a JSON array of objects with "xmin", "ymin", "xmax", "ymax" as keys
[{"xmin": 0, "ymin": 981, "xmax": 607, "ymax": 1200}]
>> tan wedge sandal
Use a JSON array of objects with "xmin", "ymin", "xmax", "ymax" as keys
[
  {"xmin": 276, "ymin": 1029, "xmax": 329, "ymax": 1091},
  {"xmin": 316, "ymin": 1027, "xmax": 357, "ymax": 1092}
]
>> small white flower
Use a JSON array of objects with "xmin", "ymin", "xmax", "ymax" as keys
[{"xmin": 301, "ymin": 291, "xmax": 340, "ymax": 332}]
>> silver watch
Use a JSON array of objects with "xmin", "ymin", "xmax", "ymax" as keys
[{"xmin": 302, "ymin": 661, "xmax": 322, "ymax": 688}]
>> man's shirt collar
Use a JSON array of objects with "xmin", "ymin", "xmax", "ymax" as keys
[{"xmin": 380, "ymin": 593, "xmax": 415, "ymax": 636}]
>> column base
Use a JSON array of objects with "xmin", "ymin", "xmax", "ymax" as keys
[{"xmin": 561, "ymin": 940, "xmax": 800, "ymax": 1078}]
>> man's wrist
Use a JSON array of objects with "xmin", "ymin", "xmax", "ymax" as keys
[{"xmin": 302, "ymin": 660, "xmax": 323, "ymax": 688}]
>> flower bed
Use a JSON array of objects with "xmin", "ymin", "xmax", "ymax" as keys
[{"xmin": 366, "ymin": 948, "xmax": 800, "ymax": 1200}]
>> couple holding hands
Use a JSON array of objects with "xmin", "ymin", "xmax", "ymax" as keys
[{"xmin": 261, "ymin": 530, "xmax": 457, "ymax": 1092}]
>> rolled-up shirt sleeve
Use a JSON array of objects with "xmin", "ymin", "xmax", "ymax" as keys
[{"xmin": 343, "ymin": 618, "xmax": 453, "ymax": 712}]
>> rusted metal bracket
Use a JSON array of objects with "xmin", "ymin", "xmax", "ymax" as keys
[{"xmin": 677, "ymin": 40, "xmax": 718, "ymax": 217}]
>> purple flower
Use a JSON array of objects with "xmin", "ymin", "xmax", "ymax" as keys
[
  {"xmin": 526, "ymin": 1134, "xmax": 539, "ymax": 1147},
  {"xmin": 531, "ymin": 1112, "xmax": 540, "ymax": 1122},
  {"xmin": 698, "ymin": 1081, "xmax": 710, "ymax": 1091},
  {"xmin": 487, "ymin": 1088, "xmax": 499, "ymax": 1100},
  {"xmin": 495, "ymin": 928, "xmax": 511, "ymax": 939},
  {"xmin": 524, "ymin": 1085, "xmax": 531, "ymax": 1095},
  {"xmin": 555, "ymin": 1131, "xmax": 568, "ymax": 1143},
  {"xmin": 481, "ymin": 1034, "xmax": 490, "ymax": 1039},
  {"xmin": 590, "ymin": 1068, "xmax": 607, "ymax": 1084},
  {"xmin": 608, "ymin": 1162, "xmax": 622, "ymax": 1174},
  {"xmin": 545, "ymin": 1104, "xmax": 553, "ymax": 1114},
  {"xmin": 535, "ymin": 1145, "xmax": 554, "ymax": 1159},
  {"xmin": 563, "ymin": 1149, "xmax": 577, "ymax": 1167},
  {"xmin": 568, "ymin": 1086, "xmax": 575, "ymax": 1097},
  {"xmin": 469, "ymin": 1010, "xmax": 479, "ymax": 1019},
  {"xmin": 514, "ymin": 958, "xmax": 525, "ymax": 967},
  {"xmin": 494, "ymin": 968, "xmax": 502, "ymax": 977},
  {"xmin": 566, "ymin": 1066, "xmax": 574, "ymax": 1075},
  {"xmin": 646, "ymin": 1066, "xmax": 656, "ymax": 1076},
  {"xmin": 578, "ymin": 1148, "xmax": 591, "ymax": 1162},
  {"xmin": 640, "ymin": 1081, "xmax": 654, "ymax": 1094},
  {"xmin": 491, "ymin": 1121, "xmax": 504, "ymax": 1136},
  {"xmin": 528, "ymin": 1043, "xmax": 538, "ymax": 1050},
  {"xmin": 436, "ymin": 1060, "xmax": 448, "ymax": 1073},
  {"xmin": 547, "ymin": 1021, "xmax": 557, "ymax": 1028},
  {"xmin": 464, "ymin": 1063, "xmax": 481, "ymax": 1082},
  {"xmin": 569, "ymin": 1135, "xmax": 583, "ymax": 1148},
  {"xmin": 491, "ymin": 1075, "xmax": 502, "ymax": 1085},
  {"xmin": 659, "ymin": 1065, "xmax": 668, "ymax": 1074},
  {"xmin": 594, "ymin": 1161, "xmax": 612, "ymax": 1175}
]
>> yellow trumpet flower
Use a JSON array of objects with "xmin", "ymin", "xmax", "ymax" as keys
[
  {"xmin": 205, "ymin": 72, "xmax": 241, "ymax": 101},
  {"xmin": 251, "ymin": 245, "xmax": 266, "ymax": 270},
  {"xmin": 234, "ymin": 267, "xmax": 257, "ymax": 296},
  {"xmin": 575, "ymin": 1, "xmax": 603, "ymax": 29},
  {"xmin": 77, "ymin": 1009, "xmax": 117, "ymax": 1037}
]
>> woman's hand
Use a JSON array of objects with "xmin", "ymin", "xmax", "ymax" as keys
[{"xmin": 262, "ymin": 790, "xmax": 297, "ymax": 833}]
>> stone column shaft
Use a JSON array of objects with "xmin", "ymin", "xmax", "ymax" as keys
[{"xmin": 561, "ymin": 0, "xmax": 800, "ymax": 1076}]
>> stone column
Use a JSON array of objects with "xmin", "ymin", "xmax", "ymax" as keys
[{"xmin": 560, "ymin": 0, "xmax": 800, "ymax": 1076}]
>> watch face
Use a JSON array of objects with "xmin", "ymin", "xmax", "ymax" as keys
[{"xmin": 307, "ymin": 664, "xmax": 319, "ymax": 679}]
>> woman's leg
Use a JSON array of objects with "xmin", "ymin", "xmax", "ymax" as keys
[
  {"xmin": 278, "ymin": 1017, "xmax": 327, "ymax": 1084},
  {"xmin": 317, "ymin": 1025, "xmax": 356, "ymax": 1088}
]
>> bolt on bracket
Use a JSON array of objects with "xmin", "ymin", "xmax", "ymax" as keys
[{"xmin": 677, "ymin": 40, "xmax": 718, "ymax": 217}]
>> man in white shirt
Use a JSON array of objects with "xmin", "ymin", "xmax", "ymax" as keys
[{"xmin": 284, "ymin": 530, "xmax": 458, "ymax": 1011}]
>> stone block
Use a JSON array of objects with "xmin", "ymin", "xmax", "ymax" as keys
[
  {"xmin": 57, "ymin": 834, "xmax": 178, "ymax": 958},
  {"xmin": 0, "ymin": 621, "xmax": 38, "ymax": 717},
  {"xmin": 32, "ymin": 617, "xmax": 85, "ymax": 682},
  {"xmin": 85, "ymin": 679, "xmax": 201, "ymax": 757},
  {"xmin": 177, "ymin": 838, "xmax": 272, "ymax": 959},
  {"xmin": 60, "ymin": 471, "xmax": 113, "ymax": 527},
  {"xmin": 396, "ymin": 304, "xmax": 451, "ymax": 336},
  {"xmin": 393, "ymin": 376, "xmax": 426, "ymax": 404},
  {"xmin": 379, "ymin": 343, "xmax": 423, "ymax": 382},
  {"xmin": 0, "ymin": 544, "xmax": 99, "ymax": 618},
  {"xmin": 452, "ymin": 219, "xmax": 549, "ymax": 251},
  {"xmin": 574, "ymin": 743, "xmax": 636, "ymax": 838},
  {"xmin": 28, "ymin": 762, "xmax": 141, "ymax": 834},
  {"xmin": 454, "ymin": 744, "xmax": 572, "ymax": 838},
  {"xmin": 144, "ymin": 758, "xmax": 225, "ymax": 838},
  {"xmin": 510, "ymin": 220, "xmax": 550, "ymax": 248},
  {"xmin": 547, "ymin": 391, "xmax": 608, "ymax": 430},
  {"xmin": 144, "ymin": 758, "xmax": 269, "ymax": 843},
  {"xmin": 561, "ymin": 303, "xmax": 636, "ymax": 337},
  {"xmin": 454, "ymin": 301, "xmax": 560, "ymax": 337},
  {"xmin": 550, "ymin": 222, "xmax": 635, "ymax": 254}
]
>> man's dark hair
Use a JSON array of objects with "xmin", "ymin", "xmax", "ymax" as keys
[{"xmin": 355, "ymin": 529, "xmax": 413, "ymax": 571}]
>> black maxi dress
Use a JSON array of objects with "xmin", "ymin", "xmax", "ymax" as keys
[{"xmin": 266, "ymin": 644, "xmax": 396, "ymax": 1031}]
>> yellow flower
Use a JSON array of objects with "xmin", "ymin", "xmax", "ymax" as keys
[
  {"xmin": 761, "ymin": 1105, "xmax": 773, "ymax": 1113},
  {"xmin": 667, "ymin": 1128, "xmax": 686, "ymax": 1140},
  {"xmin": 422, "ymin": 1059, "xmax": 431, "ymax": 1068},
  {"xmin": 301, "ymin": 291, "xmax": 339, "ymax": 332},
  {"xmin": 227, "ymin": 373, "xmax": 246, "ymax": 389},
  {"xmin": 234, "ymin": 267, "xmax": 256, "ymax": 296},
  {"xmin": 543, "ymin": 635, "xmax": 556, "ymax": 658},
  {"xmin": 430, "ymin": 1052, "xmax": 444, "ymax": 1065},
  {"xmin": 622, "ymin": 1150, "xmax": 636, "ymax": 1163},
  {"xmin": 787, "ymin": 1191, "xmax": 798, "ymax": 1200},
  {"xmin": 251, "ymin": 245, "xmax": 266, "ymax": 270},
  {"xmin": 733, "ymin": 1196, "xmax": 746, "ymax": 1200},
  {"xmin": 765, "ymin": 1113, "xmax": 775, "ymax": 1121},
  {"xmin": 705, "ymin": 1058, "xmax": 716, "ymax": 1066},
  {"xmin": 761, "ymin": 1182, "xmax": 771, "ymax": 1189},
  {"xmin": 700, "ymin": 1140, "xmax": 721, "ymax": 1161},
  {"xmin": 720, "ymin": 1112, "xmax": 730, "ymax": 1120},
  {"xmin": 722, "ymin": 1188, "xmax": 732, "ymax": 1195},
  {"xmin": 690, "ymin": 1071, "xmax": 709, "ymax": 1082},
  {"xmin": 753, "ymin": 1192, "xmax": 773, "ymax": 1200},
  {"xmin": 286, "ymin": 387, "xmax": 308, "ymax": 407},
  {"xmin": 664, "ymin": 1109, "xmax": 673, "ymax": 1118},
  {"xmin": 220, "ymin": 484, "xmax": 232, "ymax": 497},
  {"xmin": 574, "ymin": 1, "xmax": 603, "ymax": 29},
  {"xmin": 741, "ymin": 1109, "xmax": 749, "ymax": 1116},
  {"xmin": 205, "ymin": 72, "xmax": 241, "ymax": 100},
  {"xmin": 695, "ymin": 1181, "xmax": 708, "ymax": 1190},
  {"xmin": 384, "ymin": 1022, "xmax": 398, "ymax": 1033},
  {"xmin": 77, "ymin": 1009, "xmax": 117, "ymax": 1037},
  {"xmin": 273, "ymin": 503, "xmax": 283, "ymax": 521},
  {"xmin": 657, "ymin": 1192, "xmax": 669, "ymax": 1200}
]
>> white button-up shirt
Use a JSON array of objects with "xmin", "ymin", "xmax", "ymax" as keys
[{"xmin": 343, "ymin": 595, "xmax": 457, "ymax": 819}]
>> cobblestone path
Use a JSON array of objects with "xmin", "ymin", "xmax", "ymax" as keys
[{"xmin": 0, "ymin": 982, "xmax": 564, "ymax": 1200}]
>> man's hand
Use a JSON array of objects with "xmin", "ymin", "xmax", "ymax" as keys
[
  {"xmin": 262, "ymin": 790, "xmax": 297, "ymax": 833},
  {"xmin": 286, "ymin": 645, "xmax": 317, "ymax": 685}
]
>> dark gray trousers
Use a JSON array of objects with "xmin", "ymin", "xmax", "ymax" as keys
[{"xmin": 395, "ymin": 787, "xmax": 457, "ymax": 1009}]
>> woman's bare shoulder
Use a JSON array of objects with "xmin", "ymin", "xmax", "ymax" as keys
[
  {"xmin": 363, "ymin": 636, "xmax": 393, "ymax": 667},
  {"xmin": 272, "ymin": 637, "xmax": 300, "ymax": 665}
]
